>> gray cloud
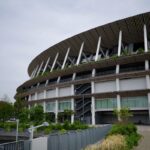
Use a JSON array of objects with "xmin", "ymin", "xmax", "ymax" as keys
[{"xmin": 0, "ymin": 0, "xmax": 149, "ymax": 102}]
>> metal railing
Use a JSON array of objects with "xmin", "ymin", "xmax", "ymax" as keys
[
  {"xmin": 0, "ymin": 141, "xmax": 25, "ymax": 150},
  {"xmin": 47, "ymin": 125, "xmax": 111, "ymax": 150}
]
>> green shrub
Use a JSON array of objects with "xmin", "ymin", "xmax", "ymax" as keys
[
  {"xmin": 109, "ymin": 123, "xmax": 137, "ymax": 136},
  {"xmin": 3, "ymin": 122, "xmax": 16, "ymax": 131},
  {"xmin": 0, "ymin": 122, "xmax": 4, "ymax": 128},
  {"xmin": 63, "ymin": 121, "xmax": 70, "ymax": 130},
  {"xmin": 5, "ymin": 126, "xmax": 12, "ymax": 132},
  {"xmin": 126, "ymin": 133, "xmax": 141, "ymax": 149},
  {"xmin": 59, "ymin": 129, "xmax": 67, "ymax": 134},
  {"xmin": 52, "ymin": 123, "xmax": 62, "ymax": 130},
  {"xmin": 108, "ymin": 123, "xmax": 141, "ymax": 149},
  {"xmin": 44, "ymin": 127, "xmax": 52, "ymax": 134},
  {"xmin": 18, "ymin": 127, "xmax": 24, "ymax": 132}
]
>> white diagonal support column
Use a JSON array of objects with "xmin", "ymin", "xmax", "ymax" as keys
[
  {"xmin": 117, "ymin": 30, "xmax": 122, "ymax": 56},
  {"xmin": 32, "ymin": 65, "xmax": 39, "ymax": 78},
  {"xmin": 95, "ymin": 36, "xmax": 101, "ymax": 61},
  {"xmin": 36, "ymin": 61, "xmax": 44, "ymax": 77},
  {"xmin": 51, "ymin": 53, "xmax": 59, "ymax": 72},
  {"xmin": 144, "ymin": 24, "xmax": 148, "ymax": 53},
  {"xmin": 30, "ymin": 69, "xmax": 35, "ymax": 78},
  {"xmin": 62, "ymin": 48, "xmax": 70, "ymax": 69},
  {"xmin": 76, "ymin": 42, "xmax": 84, "ymax": 65},
  {"xmin": 42, "ymin": 57, "xmax": 50, "ymax": 75}
]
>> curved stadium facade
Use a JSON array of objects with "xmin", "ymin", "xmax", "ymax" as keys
[{"xmin": 15, "ymin": 12, "xmax": 150, "ymax": 125}]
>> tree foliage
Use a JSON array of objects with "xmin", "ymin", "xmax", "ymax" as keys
[
  {"xmin": 114, "ymin": 107, "xmax": 133, "ymax": 123},
  {"xmin": 0, "ymin": 101, "xmax": 14, "ymax": 122},
  {"xmin": 30, "ymin": 105, "xmax": 44, "ymax": 124},
  {"xmin": 14, "ymin": 98, "xmax": 26, "ymax": 118},
  {"xmin": 19, "ymin": 108, "xmax": 29, "ymax": 123}
]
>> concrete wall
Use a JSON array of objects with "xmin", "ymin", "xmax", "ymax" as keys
[
  {"xmin": 32, "ymin": 137, "xmax": 47, "ymax": 150},
  {"xmin": 95, "ymin": 80, "xmax": 116, "ymax": 93},
  {"xmin": 59, "ymin": 86, "xmax": 72, "ymax": 97},
  {"xmin": 31, "ymin": 94, "xmax": 35, "ymax": 100},
  {"xmin": 120, "ymin": 77, "xmax": 146, "ymax": 91},
  {"xmin": 37, "ymin": 92, "xmax": 44, "ymax": 99},
  {"xmin": 46, "ymin": 89, "xmax": 56, "ymax": 98}
]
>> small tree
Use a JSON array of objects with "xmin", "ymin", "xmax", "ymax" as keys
[
  {"xmin": 14, "ymin": 98, "xmax": 26, "ymax": 119},
  {"xmin": 58, "ymin": 109, "xmax": 74, "ymax": 123},
  {"xmin": 19, "ymin": 108, "xmax": 30, "ymax": 123},
  {"xmin": 30, "ymin": 105, "xmax": 44, "ymax": 124},
  {"xmin": 0, "ymin": 101, "xmax": 14, "ymax": 122},
  {"xmin": 114, "ymin": 107, "xmax": 133, "ymax": 123},
  {"xmin": 64, "ymin": 109, "xmax": 74, "ymax": 121}
]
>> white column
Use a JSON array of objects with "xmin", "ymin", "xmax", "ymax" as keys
[
  {"xmin": 35, "ymin": 92, "xmax": 37, "ymax": 100},
  {"xmin": 28, "ymin": 95, "xmax": 31, "ymax": 101},
  {"xmin": 116, "ymin": 64, "xmax": 121, "ymax": 121},
  {"xmin": 72, "ymin": 73, "xmax": 76, "ymax": 80},
  {"xmin": 148, "ymin": 93, "xmax": 150, "ymax": 122},
  {"xmin": 95, "ymin": 36, "xmax": 101, "ymax": 61},
  {"xmin": 43, "ymin": 101, "xmax": 46, "ymax": 113},
  {"xmin": 144, "ymin": 24, "xmax": 148, "ymax": 52},
  {"xmin": 71, "ymin": 84, "xmax": 74, "ymax": 123},
  {"xmin": 116, "ymin": 30, "xmax": 122, "ymax": 121},
  {"xmin": 44, "ymin": 90, "xmax": 46, "ymax": 99},
  {"xmin": 117, "ymin": 95, "xmax": 121, "ymax": 111},
  {"xmin": 42, "ymin": 57, "xmax": 50, "ymax": 75},
  {"xmin": 62, "ymin": 48, "xmax": 70, "ymax": 69},
  {"xmin": 55, "ymin": 100, "xmax": 58, "ymax": 123},
  {"xmin": 117, "ymin": 30, "xmax": 122, "ymax": 56},
  {"xmin": 92, "ymin": 69, "xmax": 96, "ymax": 77},
  {"xmin": 116, "ymin": 78, "xmax": 120, "ymax": 91},
  {"xmin": 71, "ymin": 98, "xmax": 74, "ymax": 124},
  {"xmin": 55, "ymin": 87, "xmax": 59, "ymax": 123},
  {"xmin": 51, "ymin": 53, "xmax": 59, "ymax": 72},
  {"xmin": 36, "ymin": 61, "xmax": 44, "ymax": 77},
  {"xmin": 91, "ymin": 81, "xmax": 95, "ymax": 125},
  {"xmin": 116, "ymin": 64, "xmax": 120, "ymax": 74},
  {"xmin": 76, "ymin": 42, "xmax": 84, "ymax": 65},
  {"xmin": 145, "ymin": 58, "xmax": 150, "ymax": 122}
]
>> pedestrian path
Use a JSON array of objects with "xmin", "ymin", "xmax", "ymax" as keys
[{"xmin": 134, "ymin": 126, "xmax": 150, "ymax": 150}]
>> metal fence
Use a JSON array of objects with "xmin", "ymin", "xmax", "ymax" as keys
[
  {"xmin": 48, "ymin": 125, "xmax": 111, "ymax": 150},
  {"xmin": 0, "ymin": 141, "xmax": 24, "ymax": 150}
]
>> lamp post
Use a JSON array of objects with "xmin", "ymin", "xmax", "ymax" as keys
[
  {"xmin": 28, "ymin": 122, "xmax": 49, "ymax": 150},
  {"xmin": 16, "ymin": 119, "xmax": 19, "ymax": 142}
]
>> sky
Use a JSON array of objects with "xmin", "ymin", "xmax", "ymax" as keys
[{"xmin": 0, "ymin": 0, "xmax": 150, "ymax": 102}]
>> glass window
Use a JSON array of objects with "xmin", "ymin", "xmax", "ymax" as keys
[
  {"xmin": 46, "ymin": 102, "xmax": 55, "ymax": 112},
  {"xmin": 58, "ymin": 101, "xmax": 71, "ymax": 111},
  {"xmin": 121, "ymin": 96, "xmax": 148, "ymax": 108},
  {"xmin": 95, "ymin": 98, "xmax": 117, "ymax": 109}
]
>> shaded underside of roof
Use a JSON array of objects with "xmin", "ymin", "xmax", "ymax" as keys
[{"xmin": 28, "ymin": 12, "xmax": 150, "ymax": 76}]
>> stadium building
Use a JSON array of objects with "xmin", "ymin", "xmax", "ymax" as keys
[{"xmin": 15, "ymin": 12, "xmax": 150, "ymax": 124}]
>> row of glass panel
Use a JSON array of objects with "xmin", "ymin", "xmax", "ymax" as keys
[
  {"xmin": 45, "ymin": 96, "xmax": 148, "ymax": 112},
  {"xmin": 95, "ymin": 96, "xmax": 148, "ymax": 109},
  {"xmin": 46, "ymin": 101, "xmax": 71, "ymax": 112}
]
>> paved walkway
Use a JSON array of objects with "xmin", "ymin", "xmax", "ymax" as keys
[{"xmin": 134, "ymin": 125, "xmax": 150, "ymax": 150}]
